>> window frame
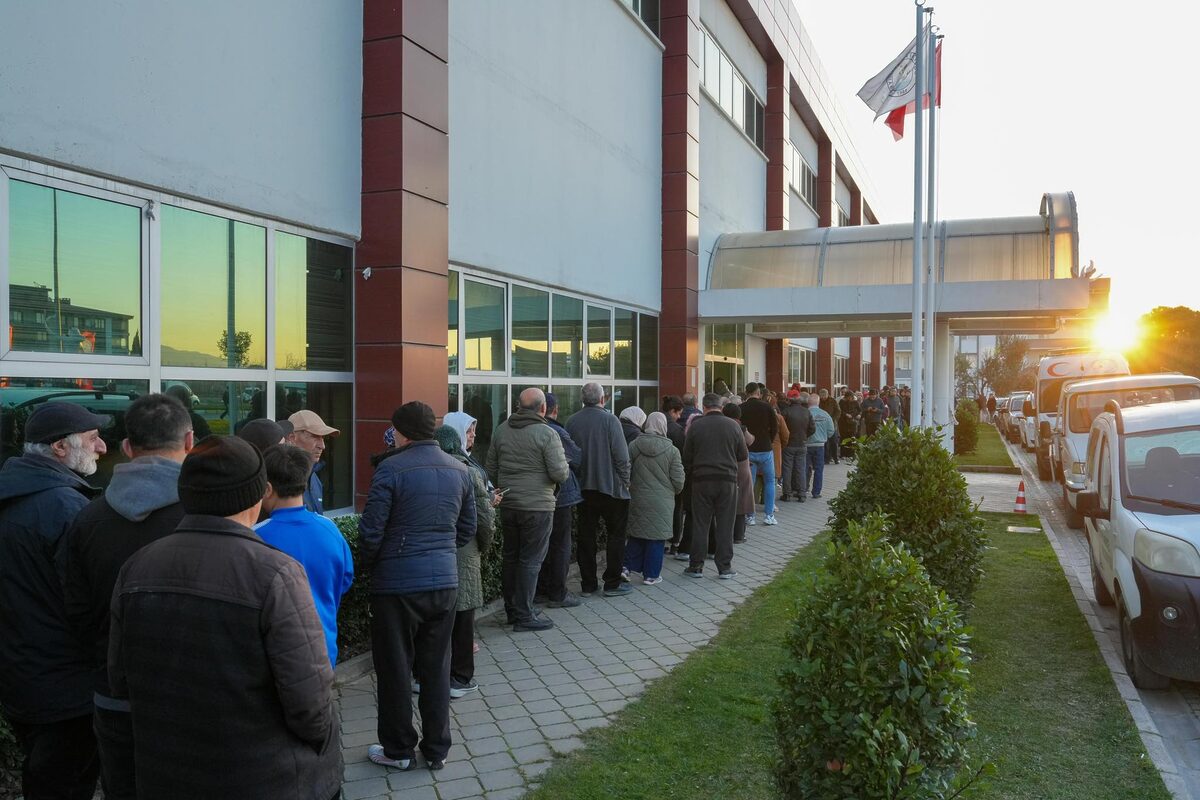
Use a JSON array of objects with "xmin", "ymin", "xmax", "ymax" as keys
[
  {"xmin": 698, "ymin": 25, "xmax": 768, "ymax": 159},
  {"xmin": 461, "ymin": 274, "xmax": 509, "ymax": 375}
]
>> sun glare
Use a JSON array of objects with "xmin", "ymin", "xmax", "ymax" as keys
[{"xmin": 1091, "ymin": 311, "xmax": 1141, "ymax": 353}]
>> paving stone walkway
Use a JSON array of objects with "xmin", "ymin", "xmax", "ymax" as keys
[{"xmin": 335, "ymin": 462, "xmax": 852, "ymax": 800}]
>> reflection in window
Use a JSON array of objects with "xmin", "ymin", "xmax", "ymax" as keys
[
  {"xmin": 614, "ymin": 309, "xmax": 637, "ymax": 380},
  {"xmin": 587, "ymin": 305, "xmax": 612, "ymax": 376},
  {"xmin": 448, "ymin": 382, "xmax": 459, "ymax": 414},
  {"xmin": 613, "ymin": 385, "xmax": 638, "ymax": 417},
  {"xmin": 639, "ymin": 386, "xmax": 660, "ymax": 415},
  {"xmin": 462, "ymin": 384, "xmax": 506, "ymax": 467},
  {"xmin": 448, "ymin": 271, "xmax": 459, "ymax": 375},
  {"xmin": 276, "ymin": 381, "xmax": 353, "ymax": 511},
  {"xmin": 464, "ymin": 280, "xmax": 505, "ymax": 372},
  {"xmin": 8, "ymin": 180, "xmax": 142, "ymax": 356},
  {"xmin": 161, "ymin": 206, "xmax": 266, "ymax": 368},
  {"xmin": 0, "ymin": 376, "xmax": 149, "ymax": 488},
  {"xmin": 552, "ymin": 295, "xmax": 583, "ymax": 379},
  {"xmin": 639, "ymin": 314, "xmax": 658, "ymax": 380},
  {"xmin": 164, "ymin": 379, "xmax": 265, "ymax": 438},
  {"xmin": 512, "ymin": 286, "xmax": 549, "ymax": 377},
  {"xmin": 275, "ymin": 232, "xmax": 352, "ymax": 371},
  {"xmin": 550, "ymin": 384, "xmax": 583, "ymax": 425},
  {"xmin": 510, "ymin": 384, "xmax": 548, "ymax": 420}
]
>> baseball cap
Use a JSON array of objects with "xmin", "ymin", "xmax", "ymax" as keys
[
  {"xmin": 24, "ymin": 402, "xmax": 112, "ymax": 444},
  {"xmin": 288, "ymin": 409, "xmax": 340, "ymax": 437}
]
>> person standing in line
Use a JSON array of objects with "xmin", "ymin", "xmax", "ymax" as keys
[
  {"xmin": 486, "ymin": 388, "xmax": 569, "ymax": 632},
  {"xmin": 818, "ymin": 388, "xmax": 842, "ymax": 464},
  {"xmin": 885, "ymin": 387, "xmax": 904, "ymax": 430},
  {"xmin": 838, "ymin": 388, "xmax": 862, "ymax": 460},
  {"xmin": 255, "ymin": 444, "xmax": 354, "ymax": 667},
  {"xmin": 722, "ymin": 403, "xmax": 755, "ymax": 545},
  {"xmin": 739, "ymin": 383, "xmax": 779, "ymax": 526},
  {"xmin": 164, "ymin": 383, "xmax": 212, "ymax": 440},
  {"xmin": 108, "ymin": 436, "xmax": 341, "ymax": 799},
  {"xmin": 661, "ymin": 395, "xmax": 688, "ymax": 556},
  {"xmin": 804, "ymin": 394, "xmax": 836, "ymax": 501},
  {"xmin": 237, "ymin": 417, "xmax": 293, "ymax": 454},
  {"xmin": 767, "ymin": 390, "xmax": 789, "ymax": 483},
  {"xmin": 63, "ymin": 395, "xmax": 193, "ymax": 800},
  {"xmin": 433, "ymin": 425, "xmax": 495, "ymax": 696},
  {"xmin": 779, "ymin": 389, "xmax": 815, "ymax": 502},
  {"xmin": 536, "ymin": 393, "xmax": 583, "ymax": 609},
  {"xmin": 861, "ymin": 389, "xmax": 887, "ymax": 436},
  {"xmin": 286, "ymin": 410, "xmax": 340, "ymax": 514},
  {"xmin": 903, "ymin": 386, "xmax": 914, "ymax": 426},
  {"xmin": 619, "ymin": 405, "xmax": 646, "ymax": 445},
  {"xmin": 986, "ymin": 393, "xmax": 997, "ymax": 424},
  {"xmin": 0, "ymin": 402, "xmax": 109, "ymax": 800},
  {"xmin": 565, "ymin": 383, "xmax": 633, "ymax": 598},
  {"xmin": 681, "ymin": 393, "xmax": 747, "ymax": 580},
  {"xmin": 624, "ymin": 412, "xmax": 685, "ymax": 585},
  {"xmin": 361, "ymin": 402, "xmax": 476, "ymax": 771},
  {"xmin": 679, "ymin": 392, "xmax": 702, "ymax": 429}
]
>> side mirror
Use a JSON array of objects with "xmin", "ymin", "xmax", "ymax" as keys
[
  {"xmin": 1075, "ymin": 490, "xmax": 1109, "ymax": 521},
  {"xmin": 1023, "ymin": 399, "xmax": 1034, "ymax": 417},
  {"xmin": 1039, "ymin": 420, "xmax": 1052, "ymax": 439}
]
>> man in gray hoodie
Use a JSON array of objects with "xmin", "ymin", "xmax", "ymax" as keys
[{"xmin": 63, "ymin": 394, "xmax": 194, "ymax": 799}]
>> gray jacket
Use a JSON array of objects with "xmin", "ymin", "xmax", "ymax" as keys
[{"xmin": 565, "ymin": 405, "xmax": 631, "ymax": 500}]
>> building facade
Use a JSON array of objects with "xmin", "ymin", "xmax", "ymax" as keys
[{"xmin": 0, "ymin": 0, "xmax": 889, "ymax": 512}]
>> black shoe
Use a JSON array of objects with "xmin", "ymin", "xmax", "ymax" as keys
[
  {"xmin": 683, "ymin": 566, "xmax": 704, "ymax": 578},
  {"xmin": 797, "ymin": 496, "xmax": 806, "ymax": 503},
  {"xmin": 733, "ymin": 537, "xmax": 746, "ymax": 544},
  {"xmin": 548, "ymin": 593, "xmax": 582, "ymax": 608},
  {"xmin": 426, "ymin": 758, "xmax": 445, "ymax": 771},
  {"xmin": 533, "ymin": 594, "xmax": 549, "ymax": 604},
  {"xmin": 514, "ymin": 616, "xmax": 555, "ymax": 632},
  {"xmin": 779, "ymin": 494, "xmax": 790, "ymax": 502}
]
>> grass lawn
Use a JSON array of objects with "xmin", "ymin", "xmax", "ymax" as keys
[
  {"xmin": 956, "ymin": 423, "xmax": 1015, "ymax": 468},
  {"xmin": 527, "ymin": 513, "xmax": 1169, "ymax": 800}
]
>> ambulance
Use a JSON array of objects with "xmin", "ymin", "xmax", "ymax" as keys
[{"xmin": 1030, "ymin": 351, "xmax": 1130, "ymax": 480}]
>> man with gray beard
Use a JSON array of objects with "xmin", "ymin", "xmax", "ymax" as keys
[{"xmin": 0, "ymin": 402, "xmax": 110, "ymax": 799}]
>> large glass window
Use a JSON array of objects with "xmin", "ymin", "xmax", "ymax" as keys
[
  {"xmin": 8, "ymin": 180, "xmax": 142, "ymax": 357},
  {"xmin": 552, "ymin": 295, "xmax": 584, "ymax": 379},
  {"xmin": 276, "ymin": 381, "xmax": 353, "ymax": 511},
  {"xmin": 699, "ymin": 28, "xmax": 766, "ymax": 156},
  {"xmin": 161, "ymin": 206, "xmax": 266, "ymax": 368},
  {"xmin": 550, "ymin": 384, "xmax": 583, "ymax": 425},
  {"xmin": 614, "ymin": 308, "xmax": 637, "ymax": 380},
  {"xmin": 639, "ymin": 386, "xmax": 660, "ymax": 415},
  {"xmin": 639, "ymin": 313, "xmax": 658, "ymax": 380},
  {"xmin": 462, "ymin": 383, "xmax": 506, "ymax": 467},
  {"xmin": 464, "ymin": 279, "xmax": 505, "ymax": 372},
  {"xmin": 512, "ymin": 286, "xmax": 549, "ymax": 377},
  {"xmin": 275, "ymin": 232, "xmax": 352, "ymax": 371},
  {"xmin": 165, "ymin": 379, "xmax": 266, "ymax": 438},
  {"xmin": 510, "ymin": 383, "xmax": 548, "ymax": 420},
  {"xmin": 613, "ymin": 385, "xmax": 638, "ymax": 417},
  {"xmin": 448, "ymin": 270, "xmax": 459, "ymax": 375},
  {"xmin": 587, "ymin": 305, "xmax": 612, "ymax": 376}
]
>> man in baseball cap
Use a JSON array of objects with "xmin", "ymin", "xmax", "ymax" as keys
[
  {"xmin": 286, "ymin": 410, "xmax": 340, "ymax": 513},
  {"xmin": 0, "ymin": 402, "xmax": 112, "ymax": 797}
]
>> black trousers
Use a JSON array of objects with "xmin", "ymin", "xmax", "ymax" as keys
[
  {"xmin": 825, "ymin": 431, "xmax": 840, "ymax": 463},
  {"xmin": 689, "ymin": 481, "xmax": 736, "ymax": 573},
  {"xmin": 450, "ymin": 608, "xmax": 475, "ymax": 685},
  {"xmin": 501, "ymin": 508, "xmax": 553, "ymax": 623},
  {"xmin": 93, "ymin": 705, "xmax": 135, "ymax": 800},
  {"xmin": 577, "ymin": 491, "xmax": 629, "ymax": 592},
  {"xmin": 671, "ymin": 480, "xmax": 687, "ymax": 547},
  {"xmin": 536, "ymin": 504, "xmax": 575, "ymax": 602},
  {"xmin": 6, "ymin": 712, "xmax": 99, "ymax": 800},
  {"xmin": 370, "ymin": 589, "xmax": 457, "ymax": 762}
]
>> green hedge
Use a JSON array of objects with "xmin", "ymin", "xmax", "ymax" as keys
[{"xmin": 954, "ymin": 400, "xmax": 980, "ymax": 455}]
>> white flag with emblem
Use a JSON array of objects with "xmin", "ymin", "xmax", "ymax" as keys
[{"xmin": 857, "ymin": 25, "xmax": 931, "ymax": 119}]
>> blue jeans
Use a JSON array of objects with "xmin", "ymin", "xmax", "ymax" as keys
[
  {"xmin": 624, "ymin": 538, "xmax": 666, "ymax": 580},
  {"xmin": 747, "ymin": 451, "xmax": 776, "ymax": 516},
  {"xmin": 805, "ymin": 447, "xmax": 825, "ymax": 498}
]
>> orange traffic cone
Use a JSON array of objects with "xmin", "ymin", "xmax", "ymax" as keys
[{"xmin": 1014, "ymin": 481, "xmax": 1027, "ymax": 514}]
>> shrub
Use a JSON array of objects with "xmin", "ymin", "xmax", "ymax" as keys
[
  {"xmin": 954, "ymin": 400, "xmax": 980, "ymax": 455},
  {"xmin": 774, "ymin": 515, "xmax": 975, "ymax": 799},
  {"xmin": 0, "ymin": 714, "xmax": 18, "ymax": 796},
  {"xmin": 829, "ymin": 423, "xmax": 987, "ymax": 606}
]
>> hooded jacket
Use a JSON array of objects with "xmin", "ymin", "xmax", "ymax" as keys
[
  {"xmin": 63, "ymin": 456, "xmax": 187, "ymax": 703},
  {"xmin": 0, "ymin": 453, "xmax": 97, "ymax": 723},
  {"xmin": 626, "ymin": 433, "xmax": 686, "ymax": 541},
  {"xmin": 485, "ymin": 408, "xmax": 570, "ymax": 512}
]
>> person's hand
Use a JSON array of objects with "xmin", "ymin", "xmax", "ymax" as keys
[{"xmin": 491, "ymin": 490, "xmax": 503, "ymax": 507}]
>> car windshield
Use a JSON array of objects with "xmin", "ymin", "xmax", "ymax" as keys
[
  {"xmin": 1123, "ymin": 426, "xmax": 1200, "ymax": 509},
  {"xmin": 1071, "ymin": 385, "xmax": 1200, "ymax": 433}
]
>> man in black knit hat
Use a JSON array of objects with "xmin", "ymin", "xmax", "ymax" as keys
[{"xmin": 108, "ymin": 435, "xmax": 341, "ymax": 800}]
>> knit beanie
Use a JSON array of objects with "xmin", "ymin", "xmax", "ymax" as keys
[
  {"xmin": 434, "ymin": 424, "xmax": 462, "ymax": 455},
  {"xmin": 178, "ymin": 435, "xmax": 267, "ymax": 517},
  {"xmin": 391, "ymin": 401, "xmax": 436, "ymax": 441}
]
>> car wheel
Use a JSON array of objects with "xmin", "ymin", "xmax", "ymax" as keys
[
  {"xmin": 1089, "ymin": 539, "xmax": 1114, "ymax": 607},
  {"xmin": 1119, "ymin": 598, "xmax": 1170, "ymax": 689},
  {"xmin": 1062, "ymin": 482, "xmax": 1084, "ymax": 530}
]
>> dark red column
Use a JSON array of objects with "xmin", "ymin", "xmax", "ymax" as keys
[
  {"xmin": 765, "ymin": 339, "xmax": 785, "ymax": 393},
  {"xmin": 869, "ymin": 336, "xmax": 883, "ymax": 389},
  {"xmin": 356, "ymin": 0, "xmax": 450, "ymax": 508},
  {"xmin": 886, "ymin": 336, "xmax": 896, "ymax": 386},
  {"xmin": 816, "ymin": 338, "xmax": 834, "ymax": 392},
  {"xmin": 848, "ymin": 337, "xmax": 863, "ymax": 391}
]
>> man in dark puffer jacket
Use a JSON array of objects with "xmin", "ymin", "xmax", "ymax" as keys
[{"xmin": 361, "ymin": 401, "xmax": 477, "ymax": 772}]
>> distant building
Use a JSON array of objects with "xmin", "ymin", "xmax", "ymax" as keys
[{"xmin": 9, "ymin": 283, "xmax": 133, "ymax": 355}]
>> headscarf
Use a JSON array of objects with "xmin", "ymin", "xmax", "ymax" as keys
[
  {"xmin": 442, "ymin": 411, "xmax": 477, "ymax": 453},
  {"xmin": 644, "ymin": 411, "xmax": 668, "ymax": 437},
  {"xmin": 383, "ymin": 426, "xmax": 396, "ymax": 448},
  {"xmin": 619, "ymin": 406, "xmax": 647, "ymax": 429},
  {"xmin": 434, "ymin": 424, "xmax": 463, "ymax": 455}
]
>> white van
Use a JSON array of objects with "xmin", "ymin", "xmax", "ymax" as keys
[
  {"xmin": 1056, "ymin": 374, "xmax": 1200, "ymax": 528},
  {"xmin": 1033, "ymin": 352, "xmax": 1130, "ymax": 480},
  {"xmin": 1006, "ymin": 392, "xmax": 1032, "ymax": 446},
  {"xmin": 1077, "ymin": 398, "xmax": 1200, "ymax": 688}
]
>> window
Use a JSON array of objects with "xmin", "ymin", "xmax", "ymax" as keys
[
  {"xmin": 463, "ymin": 279, "xmax": 505, "ymax": 372},
  {"xmin": 586, "ymin": 305, "xmax": 612, "ymax": 376},
  {"xmin": 448, "ymin": 270, "xmax": 459, "ymax": 374},
  {"xmin": 552, "ymin": 295, "xmax": 584, "ymax": 379},
  {"xmin": 275, "ymin": 381, "xmax": 353, "ymax": 510},
  {"xmin": 8, "ymin": 180, "xmax": 143, "ymax": 357},
  {"xmin": 790, "ymin": 147, "xmax": 818, "ymax": 212},
  {"xmin": 275, "ymin": 231, "xmax": 352, "ymax": 371},
  {"xmin": 1097, "ymin": 439, "xmax": 1112, "ymax": 510},
  {"xmin": 613, "ymin": 385, "xmax": 639, "ymax": 417},
  {"xmin": 512, "ymin": 285, "xmax": 549, "ymax": 377},
  {"xmin": 837, "ymin": 204, "xmax": 851, "ymax": 227},
  {"xmin": 699, "ymin": 27, "xmax": 766, "ymax": 155},
  {"xmin": 161, "ymin": 206, "xmax": 266, "ymax": 368},
  {"xmin": 551, "ymin": 384, "xmax": 583, "ymax": 425},
  {"xmin": 614, "ymin": 308, "xmax": 637, "ymax": 380},
  {"xmin": 462, "ymin": 383, "xmax": 507, "ymax": 466},
  {"xmin": 620, "ymin": 0, "xmax": 659, "ymax": 34},
  {"xmin": 639, "ymin": 313, "xmax": 658, "ymax": 381}
]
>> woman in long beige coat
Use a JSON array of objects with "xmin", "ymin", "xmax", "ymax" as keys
[{"xmin": 624, "ymin": 412, "xmax": 685, "ymax": 584}]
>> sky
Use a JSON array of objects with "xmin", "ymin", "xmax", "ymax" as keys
[{"xmin": 793, "ymin": 0, "xmax": 1200, "ymax": 321}]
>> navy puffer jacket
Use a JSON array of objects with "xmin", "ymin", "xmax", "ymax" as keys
[{"xmin": 359, "ymin": 441, "xmax": 477, "ymax": 595}]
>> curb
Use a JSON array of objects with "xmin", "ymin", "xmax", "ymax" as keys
[{"xmin": 956, "ymin": 464, "xmax": 1020, "ymax": 475}]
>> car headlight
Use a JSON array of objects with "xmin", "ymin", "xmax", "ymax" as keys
[
  {"xmin": 1070, "ymin": 462, "xmax": 1087, "ymax": 476},
  {"xmin": 1135, "ymin": 529, "xmax": 1200, "ymax": 578}
]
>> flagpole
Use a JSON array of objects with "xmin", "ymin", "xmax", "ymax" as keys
[
  {"xmin": 909, "ymin": 1, "xmax": 926, "ymax": 428},
  {"xmin": 922, "ymin": 26, "xmax": 938, "ymax": 429}
]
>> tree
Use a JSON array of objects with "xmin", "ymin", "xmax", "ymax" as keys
[
  {"xmin": 977, "ymin": 335, "xmax": 1035, "ymax": 397},
  {"xmin": 217, "ymin": 330, "xmax": 253, "ymax": 368},
  {"xmin": 955, "ymin": 352, "xmax": 977, "ymax": 400},
  {"xmin": 1130, "ymin": 306, "xmax": 1200, "ymax": 377}
]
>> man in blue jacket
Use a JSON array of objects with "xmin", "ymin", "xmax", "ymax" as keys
[{"xmin": 360, "ymin": 402, "xmax": 476, "ymax": 772}]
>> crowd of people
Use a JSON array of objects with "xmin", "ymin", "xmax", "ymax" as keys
[{"xmin": 0, "ymin": 378, "xmax": 914, "ymax": 796}]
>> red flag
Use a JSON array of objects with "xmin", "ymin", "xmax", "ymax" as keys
[{"xmin": 886, "ymin": 43, "xmax": 941, "ymax": 140}]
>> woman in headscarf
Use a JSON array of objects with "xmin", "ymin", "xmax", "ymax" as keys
[
  {"xmin": 618, "ymin": 405, "xmax": 646, "ymax": 445},
  {"xmin": 623, "ymin": 412, "xmax": 685, "ymax": 585},
  {"xmin": 433, "ymin": 424, "xmax": 494, "ymax": 697}
]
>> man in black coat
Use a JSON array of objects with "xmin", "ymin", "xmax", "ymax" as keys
[
  {"xmin": 681, "ymin": 393, "xmax": 748, "ymax": 579},
  {"xmin": 779, "ymin": 390, "xmax": 815, "ymax": 502},
  {"xmin": 0, "ymin": 402, "xmax": 109, "ymax": 800},
  {"xmin": 63, "ymin": 394, "xmax": 194, "ymax": 799}
]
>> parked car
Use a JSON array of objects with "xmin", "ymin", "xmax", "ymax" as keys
[
  {"xmin": 1056, "ymin": 374, "xmax": 1200, "ymax": 529},
  {"xmin": 1007, "ymin": 392, "xmax": 1033, "ymax": 445},
  {"xmin": 995, "ymin": 396, "xmax": 1011, "ymax": 436},
  {"xmin": 1034, "ymin": 351, "xmax": 1130, "ymax": 480},
  {"xmin": 1077, "ymin": 398, "xmax": 1200, "ymax": 688}
]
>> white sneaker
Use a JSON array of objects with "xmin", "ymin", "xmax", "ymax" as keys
[
  {"xmin": 746, "ymin": 514, "xmax": 757, "ymax": 526},
  {"xmin": 764, "ymin": 515, "xmax": 778, "ymax": 526},
  {"xmin": 368, "ymin": 744, "xmax": 412, "ymax": 770}
]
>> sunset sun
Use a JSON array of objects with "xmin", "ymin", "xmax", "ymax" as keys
[{"xmin": 1091, "ymin": 311, "xmax": 1141, "ymax": 353}]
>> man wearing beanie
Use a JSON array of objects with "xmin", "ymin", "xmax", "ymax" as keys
[
  {"xmin": 360, "ymin": 401, "xmax": 477, "ymax": 771},
  {"xmin": 108, "ymin": 436, "xmax": 341, "ymax": 800}
]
